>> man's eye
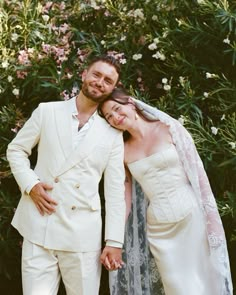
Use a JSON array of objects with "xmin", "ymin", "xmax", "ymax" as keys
[{"xmin": 105, "ymin": 79, "xmax": 112, "ymax": 85}]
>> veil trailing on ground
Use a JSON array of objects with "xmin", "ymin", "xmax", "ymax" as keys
[{"xmin": 109, "ymin": 99, "xmax": 232, "ymax": 295}]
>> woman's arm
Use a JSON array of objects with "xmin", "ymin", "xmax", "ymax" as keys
[{"xmin": 124, "ymin": 165, "xmax": 132, "ymax": 221}]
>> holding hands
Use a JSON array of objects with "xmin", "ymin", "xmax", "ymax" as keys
[{"xmin": 100, "ymin": 246, "xmax": 124, "ymax": 271}]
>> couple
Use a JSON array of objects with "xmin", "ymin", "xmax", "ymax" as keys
[{"xmin": 7, "ymin": 54, "xmax": 232, "ymax": 295}]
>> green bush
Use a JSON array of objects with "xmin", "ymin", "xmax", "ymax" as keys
[{"xmin": 0, "ymin": 0, "xmax": 235, "ymax": 294}]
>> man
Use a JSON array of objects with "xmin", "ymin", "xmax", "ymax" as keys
[{"xmin": 7, "ymin": 55, "xmax": 126, "ymax": 295}]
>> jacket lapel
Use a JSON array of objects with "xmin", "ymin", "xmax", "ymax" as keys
[
  {"xmin": 55, "ymin": 114, "xmax": 110, "ymax": 176},
  {"xmin": 54, "ymin": 99, "xmax": 74, "ymax": 160}
]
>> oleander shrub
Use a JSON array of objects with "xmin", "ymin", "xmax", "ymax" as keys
[{"xmin": 0, "ymin": 0, "xmax": 235, "ymax": 294}]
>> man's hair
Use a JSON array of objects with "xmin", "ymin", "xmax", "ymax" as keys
[{"xmin": 87, "ymin": 54, "xmax": 121, "ymax": 78}]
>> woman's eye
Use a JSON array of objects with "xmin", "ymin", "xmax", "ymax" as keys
[
  {"xmin": 115, "ymin": 106, "xmax": 120, "ymax": 111},
  {"xmin": 106, "ymin": 114, "xmax": 112, "ymax": 121}
]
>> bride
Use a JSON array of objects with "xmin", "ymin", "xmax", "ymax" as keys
[{"xmin": 98, "ymin": 87, "xmax": 233, "ymax": 295}]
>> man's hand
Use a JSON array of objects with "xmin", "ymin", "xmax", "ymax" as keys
[
  {"xmin": 29, "ymin": 182, "xmax": 57, "ymax": 216},
  {"xmin": 100, "ymin": 246, "xmax": 124, "ymax": 271}
]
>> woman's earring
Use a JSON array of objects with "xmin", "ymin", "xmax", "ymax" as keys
[{"xmin": 135, "ymin": 113, "xmax": 139, "ymax": 120}]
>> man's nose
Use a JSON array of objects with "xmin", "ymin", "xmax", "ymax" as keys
[{"xmin": 95, "ymin": 77, "xmax": 104, "ymax": 87}]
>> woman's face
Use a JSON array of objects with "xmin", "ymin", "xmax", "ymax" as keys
[{"xmin": 101, "ymin": 100, "xmax": 135, "ymax": 131}]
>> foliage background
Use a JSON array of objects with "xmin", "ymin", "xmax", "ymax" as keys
[{"xmin": 0, "ymin": 0, "xmax": 235, "ymax": 294}]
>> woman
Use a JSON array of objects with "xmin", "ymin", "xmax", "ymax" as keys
[{"xmin": 98, "ymin": 87, "xmax": 233, "ymax": 295}]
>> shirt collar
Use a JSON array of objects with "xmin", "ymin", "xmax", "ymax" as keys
[{"xmin": 71, "ymin": 96, "xmax": 97, "ymax": 121}]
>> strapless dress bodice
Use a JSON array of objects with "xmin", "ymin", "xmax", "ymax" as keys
[
  {"xmin": 128, "ymin": 144, "xmax": 196, "ymax": 223},
  {"xmin": 127, "ymin": 144, "xmax": 190, "ymax": 199}
]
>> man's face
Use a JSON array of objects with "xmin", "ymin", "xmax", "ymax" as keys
[{"xmin": 81, "ymin": 61, "xmax": 119, "ymax": 103}]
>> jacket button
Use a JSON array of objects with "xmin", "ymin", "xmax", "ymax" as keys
[
  {"xmin": 71, "ymin": 206, "xmax": 76, "ymax": 210},
  {"xmin": 75, "ymin": 184, "xmax": 80, "ymax": 188},
  {"xmin": 54, "ymin": 177, "xmax": 59, "ymax": 183}
]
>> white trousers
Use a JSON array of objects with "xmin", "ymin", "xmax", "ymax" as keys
[{"xmin": 22, "ymin": 239, "xmax": 101, "ymax": 295}]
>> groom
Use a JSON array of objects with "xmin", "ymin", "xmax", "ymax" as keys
[{"xmin": 7, "ymin": 55, "xmax": 126, "ymax": 295}]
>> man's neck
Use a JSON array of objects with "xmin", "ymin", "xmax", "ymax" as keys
[{"xmin": 76, "ymin": 91, "xmax": 98, "ymax": 116}]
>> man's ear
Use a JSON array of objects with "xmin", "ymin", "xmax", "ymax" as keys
[
  {"xmin": 128, "ymin": 97, "xmax": 133, "ymax": 103},
  {"xmin": 81, "ymin": 69, "xmax": 87, "ymax": 82}
]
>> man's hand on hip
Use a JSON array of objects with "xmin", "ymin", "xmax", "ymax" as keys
[{"xmin": 29, "ymin": 182, "xmax": 57, "ymax": 216}]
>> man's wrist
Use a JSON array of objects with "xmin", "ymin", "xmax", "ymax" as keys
[{"xmin": 106, "ymin": 240, "xmax": 123, "ymax": 248}]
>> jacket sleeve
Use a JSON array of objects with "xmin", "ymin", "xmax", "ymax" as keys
[
  {"xmin": 6, "ymin": 105, "xmax": 42, "ymax": 194},
  {"xmin": 103, "ymin": 131, "xmax": 126, "ymax": 245}
]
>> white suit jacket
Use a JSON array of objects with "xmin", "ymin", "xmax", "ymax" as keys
[{"xmin": 7, "ymin": 98, "xmax": 126, "ymax": 252}]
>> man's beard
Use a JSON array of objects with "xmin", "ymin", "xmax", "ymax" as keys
[{"xmin": 81, "ymin": 82, "xmax": 111, "ymax": 103}]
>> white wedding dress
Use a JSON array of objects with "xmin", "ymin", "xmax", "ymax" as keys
[
  {"xmin": 109, "ymin": 99, "xmax": 232, "ymax": 295},
  {"xmin": 127, "ymin": 143, "xmax": 221, "ymax": 295}
]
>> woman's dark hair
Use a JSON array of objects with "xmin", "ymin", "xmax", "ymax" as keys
[
  {"xmin": 98, "ymin": 87, "xmax": 150, "ymax": 119},
  {"xmin": 97, "ymin": 87, "xmax": 132, "ymax": 118},
  {"xmin": 98, "ymin": 87, "xmax": 152, "ymax": 141}
]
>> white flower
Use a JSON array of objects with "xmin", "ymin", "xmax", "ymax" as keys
[
  {"xmin": 101, "ymin": 40, "xmax": 106, "ymax": 45},
  {"xmin": 42, "ymin": 14, "xmax": 50, "ymax": 22},
  {"xmin": 221, "ymin": 114, "xmax": 225, "ymax": 121},
  {"xmin": 90, "ymin": 0, "xmax": 100, "ymax": 9},
  {"xmin": 153, "ymin": 37, "xmax": 160, "ymax": 44},
  {"xmin": 223, "ymin": 38, "xmax": 230, "ymax": 44},
  {"xmin": 162, "ymin": 78, "xmax": 168, "ymax": 84},
  {"xmin": 197, "ymin": 0, "xmax": 205, "ymax": 3},
  {"xmin": 152, "ymin": 15, "xmax": 158, "ymax": 21},
  {"xmin": 148, "ymin": 43, "xmax": 157, "ymax": 50},
  {"xmin": 119, "ymin": 58, "xmax": 127, "ymax": 64},
  {"xmin": 206, "ymin": 72, "xmax": 217, "ymax": 79},
  {"xmin": 211, "ymin": 127, "xmax": 218, "ymax": 135},
  {"xmin": 12, "ymin": 88, "xmax": 20, "ymax": 96},
  {"xmin": 229, "ymin": 142, "xmax": 236, "ymax": 149},
  {"xmin": 206, "ymin": 72, "xmax": 212, "ymax": 78},
  {"xmin": 163, "ymin": 84, "xmax": 171, "ymax": 91},
  {"xmin": 132, "ymin": 53, "xmax": 142, "ymax": 60},
  {"xmin": 133, "ymin": 9, "xmax": 144, "ymax": 19},
  {"xmin": 11, "ymin": 33, "xmax": 19, "ymax": 42},
  {"xmin": 2, "ymin": 60, "xmax": 9, "ymax": 68},
  {"xmin": 203, "ymin": 92, "xmax": 209, "ymax": 98},
  {"xmin": 8, "ymin": 75, "xmax": 13, "ymax": 82},
  {"xmin": 28, "ymin": 48, "xmax": 35, "ymax": 54},
  {"xmin": 178, "ymin": 116, "xmax": 185, "ymax": 125},
  {"xmin": 120, "ymin": 36, "xmax": 126, "ymax": 41},
  {"xmin": 152, "ymin": 51, "xmax": 166, "ymax": 60}
]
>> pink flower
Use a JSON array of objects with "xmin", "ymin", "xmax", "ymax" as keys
[
  {"xmin": 59, "ymin": 23, "xmax": 69, "ymax": 34},
  {"xmin": 16, "ymin": 70, "xmax": 28, "ymax": 79},
  {"xmin": 11, "ymin": 127, "xmax": 18, "ymax": 133},
  {"xmin": 59, "ymin": 2, "xmax": 66, "ymax": 10},
  {"xmin": 18, "ymin": 50, "xmax": 30, "ymax": 65},
  {"xmin": 42, "ymin": 1, "xmax": 53, "ymax": 13},
  {"xmin": 42, "ymin": 43, "xmax": 52, "ymax": 54}
]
